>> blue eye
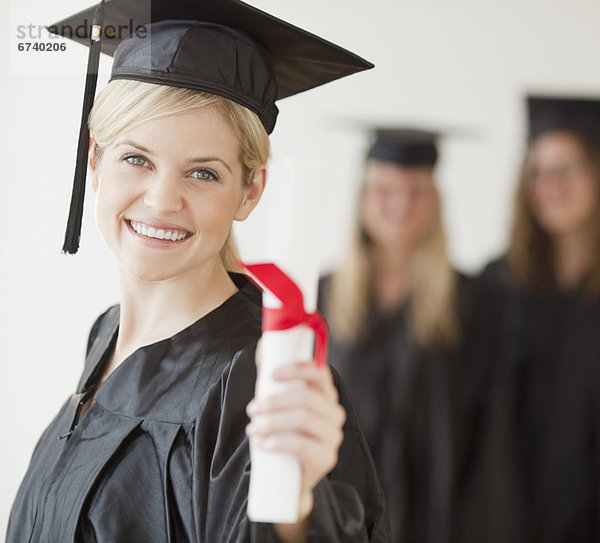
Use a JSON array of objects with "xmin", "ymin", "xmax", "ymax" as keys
[
  {"xmin": 124, "ymin": 155, "xmax": 149, "ymax": 168},
  {"xmin": 191, "ymin": 169, "xmax": 219, "ymax": 182}
]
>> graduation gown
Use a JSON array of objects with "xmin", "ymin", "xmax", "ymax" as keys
[
  {"xmin": 479, "ymin": 259, "xmax": 600, "ymax": 543},
  {"xmin": 7, "ymin": 273, "xmax": 389, "ymax": 543},
  {"xmin": 318, "ymin": 274, "xmax": 492, "ymax": 543}
]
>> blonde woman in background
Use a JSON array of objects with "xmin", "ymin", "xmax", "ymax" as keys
[{"xmin": 319, "ymin": 129, "xmax": 493, "ymax": 543}]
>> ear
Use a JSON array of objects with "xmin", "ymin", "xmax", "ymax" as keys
[
  {"xmin": 88, "ymin": 138, "xmax": 99, "ymax": 193},
  {"xmin": 234, "ymin": 165, "xmax": 267, "ymax": 221}
]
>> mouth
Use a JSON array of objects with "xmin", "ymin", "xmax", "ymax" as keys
[{"xmin": 126, "ymin": 219, "xmax": 192, "ymax": 243}]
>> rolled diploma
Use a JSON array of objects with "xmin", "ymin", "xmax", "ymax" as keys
[{"xmin": 247, "ymin": 157, "xmax": 321, "ymax": 523}]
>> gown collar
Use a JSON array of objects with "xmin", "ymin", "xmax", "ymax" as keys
[{"xmin": 75, "ymin": 273, "xmax": 262, "ymax": 421}]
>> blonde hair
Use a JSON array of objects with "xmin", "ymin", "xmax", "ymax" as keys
[
  {"xmin": 328, "ymin": 167, "xmax": 460, "ymax": 349},
  {"xmin": 507, "ymin": 131, "xmax": 600, "ymax": 296},
  {"xmin": 88, "ymin": 79, "xmax": 271, "ymax": 271}
]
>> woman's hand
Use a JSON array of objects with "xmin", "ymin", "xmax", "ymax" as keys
[{"xmin": 245, "ymin": 359, "xmax": 347, "ymax": 534}]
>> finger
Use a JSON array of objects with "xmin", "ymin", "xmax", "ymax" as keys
[
  {"xmin": 247, "ymin": 386, "xmax": 346, "ymax": 426},
  {"xmin": 246, "ymin": 406, "xmax": 346, "ymax": 444},
  {"xmin": 272, "ymin": 362, "xmax": 337, "ymax": 401}
]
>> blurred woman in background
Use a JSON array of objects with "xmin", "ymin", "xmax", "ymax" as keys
[
  {"xmin": 482, "ymin": 96, "xmax": 600, "ymax": 543},
  {"xmin": 319, "ymin": 129, "xmax": 493, "ymax": 543}
]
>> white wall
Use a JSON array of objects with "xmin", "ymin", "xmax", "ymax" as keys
[{"xmin": 2, "ymin": 0, "xmax": 600, "ymax": 534}]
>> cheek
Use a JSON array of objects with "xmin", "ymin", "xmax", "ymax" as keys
[
  {"xmin": 191, "ymin": 188, "xmax": 242, "ymax": 233},
  {"xmin": 410, "ymin": 195, "xmax": 435, "ymax": 227},
  {"xmin": 96, "ymin": 178, "xmax": 129, "ymax": 213},
  {"xmin": 526, "ymin": 181, "xmax": 552, "ymax": 213},
  {"xmin": 529, "ymin": 176, "xmax": 595, "ymax": 213},
  {"xmin": 527, "ymin": 180, "xmax": 597, "ymax": 234},
  {"xmin": 526, "ymin": 181, "xmax": 541, "ymax": 203},
  {"xmin": 94, "ymin": 185, "xmax": 120, "ymax": 244},
  {"xmin": 570, "ymin": 175, "xmax": 597, "ymax": 208},
  {"xmin": 360, "ymin": 195, "xmax": 383, "ymax": 229},
  {"xmin": 566, "ymin": 182, "xmax": 598, "ymax": 228},
  {"xmin": 94, "ymin": 173, "xmax": 138, "ymax": 237}
]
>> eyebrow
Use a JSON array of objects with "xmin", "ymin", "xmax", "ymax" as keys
[
  {"xmin": 186, "ymin": 156, "xmax": 233, "ymax": 175},
  {"xmin": 116, "ymin": 140, "xmax": 233, "ymax": 175},
  {"xmin": 116, "ymin": 140, "xmax": 153, "ymax": 153}
]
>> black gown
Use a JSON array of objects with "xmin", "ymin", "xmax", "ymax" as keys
[
  {"xmin": 478, "ymin": 259, "xmax": 600, "ymax": 543},
  {"xmin": 318, "ymin": 274, "xmax": 494, "ymax": 543},
  {"xmin": 7, "ymin": 273, "xmax": 390, "ymax": 542}
]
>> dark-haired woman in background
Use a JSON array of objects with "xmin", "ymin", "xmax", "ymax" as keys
[
  {"xmin": 482, "ymin": 96, "xmax": 600, "ymax": 543},
  {"xmin": 319, "ymin": 129, "xmax": 493, "ymax": 543}
]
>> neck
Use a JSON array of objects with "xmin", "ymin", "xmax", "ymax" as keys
[
  {"xmin": 552, "ymin": 230, "xmax": 592, "ymax": 290},
  {"xmin": 114, "ymin": 261, "xmax": 237, "ymax": 366},
  {"xmin": 371, "ymin": 244, "xmax": 412, "ymax": 314}
]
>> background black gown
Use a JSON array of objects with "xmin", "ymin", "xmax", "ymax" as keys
[
  {"xmin": 318, "ymin": 274, "xmax": 496, "ymax": 543},
  {"xmin": 478, "ymin": 259, "xmax": 600, "ymax": 543},
  {"xmin": 7, "ymin": 273, "xmax": 390, "ymax": 543}
]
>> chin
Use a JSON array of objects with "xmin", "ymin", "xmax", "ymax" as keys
[
  {"xmin": 119, "ymin": 257, "xmax": 183, "ymax": 283},
  {"xmin": 390, "ymin": 228, "xmax": 424, "ymax": 245},
  {"xmin": 535, "ymin": 213, "xmax": 573, "ymax": 234},
  {"xmin": 378, "ymin": 236, "xmax": 416, "ymax": 251}
]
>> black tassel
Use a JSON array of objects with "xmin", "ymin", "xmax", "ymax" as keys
[{"xmin": 62, "ymin": 1, "xmax": 105, "ymax": 254}]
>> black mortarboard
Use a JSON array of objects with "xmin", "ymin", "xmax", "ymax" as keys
[
  {"xmin": 527, "ymin": 95, "xmax": 600, "ymax": 145},
  {"xmin": 367, "ymin": 128, "xmax": 440, "ymax": 167},
  {"xmin": 47, "ymin": 0, "xmax": 373, "ymax": 254}
]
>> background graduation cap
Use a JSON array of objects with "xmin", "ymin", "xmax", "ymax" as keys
[
  {"xmin": 327, "ymin": 118, "xmax": 481, "ymax": 168},
  {"xmin": 366, "ymin": 128, "xmax": 441, "ymax": 167},
  {"xmin": 527, "ymin": 95, "xmax": 600, "ymax": 145},
  {"xmin": 48, "ymin": 0, "xmax": 373, "ymax": 254}
]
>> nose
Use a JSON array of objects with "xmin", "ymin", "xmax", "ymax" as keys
[
  {"xmin": 537, "ymin": 171, "xmax": 562, "ymax": 186},
  {"xmin": 143, "ymin": 171, "xmax": 184, "ymax": 214},
  {"xmin": 533, "ymin": 172, "xmax": 566, "ymax": 201},
  {"xmin": 387, "ymin": 187, "xmax": 411, "ymax": 214}
]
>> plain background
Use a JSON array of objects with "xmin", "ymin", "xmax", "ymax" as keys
[{"xmin": 2, "ymin": 0, "xmax": 600, "ymax": 535}]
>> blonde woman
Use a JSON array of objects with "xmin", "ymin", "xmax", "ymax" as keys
[
  {"xmin": 482, "ymin": 96, "xmax": 600, "ymax": 543},
  {"xmin": 7, "ymin": 4, "xmax": 390, "ymax": 542},
  {"xmin": 319, "ymin": 129, "xmax": 488, "ymax": 543}
]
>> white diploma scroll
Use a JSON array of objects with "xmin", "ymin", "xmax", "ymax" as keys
[{"xmin": 247, "ymin": 157, "xmax": 323, "ymax": 523}]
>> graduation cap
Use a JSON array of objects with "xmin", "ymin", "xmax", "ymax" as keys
[
  {"xmin": 527, "ymin": 95, "xmax": 600, "ymax": 145},
  {"xmin": 47, "ymin": 0, "xmax": 373, "ymax": 254},
  {"xmin": 367, "ymin": 128, "xmax": 440, "ymax": 167}
]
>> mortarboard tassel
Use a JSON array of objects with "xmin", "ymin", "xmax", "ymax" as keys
[{"xmin": 62, "ymin": 0, "xmax": 105, "ymax": 254}]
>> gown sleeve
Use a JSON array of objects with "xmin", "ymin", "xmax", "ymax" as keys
[
  {"xmin": 452, "ymin": 261, "xmax": 529, "ymax": 543},
  {"xmin": 192, "ymin": 344, "xmax": 390, "ymax": 542}
]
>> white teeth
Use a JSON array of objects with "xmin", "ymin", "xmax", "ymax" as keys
[{"xmin": 129, "ymin": 221, "xmax": 188, "ymax": 242}]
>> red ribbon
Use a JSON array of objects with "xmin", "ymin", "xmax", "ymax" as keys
[{"xmin": 239, "ymin": 262, "xmax": 329, "ymax": 368}]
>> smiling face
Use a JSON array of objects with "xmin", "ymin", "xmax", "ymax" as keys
[
  {"xmin": 526, "ymin": 131, "xmax": 598, "ymax": 237},
  {"xmin": 360, "ymin": 160, "xmax": 437, "ymax": 251},
  {"xmin": 90, "ymin": 106, "xmax": 265, "ymax": 283}
]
